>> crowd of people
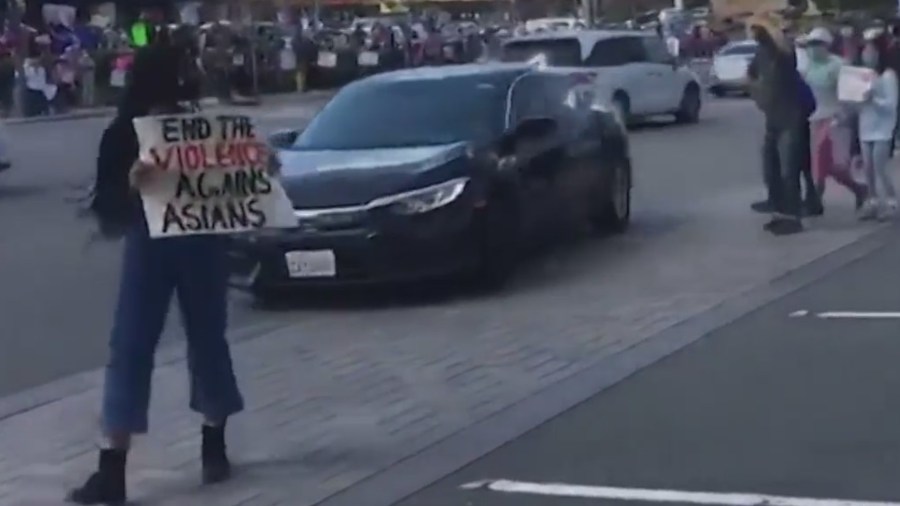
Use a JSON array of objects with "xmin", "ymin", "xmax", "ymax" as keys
[{"xmin": 746, "ymin": 13, "xmax": 900, "ymax": 235}]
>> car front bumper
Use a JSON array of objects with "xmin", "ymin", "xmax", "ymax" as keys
[{"xmin": 228, "ymin": 202, "xmax": 484, "ymax": 291}]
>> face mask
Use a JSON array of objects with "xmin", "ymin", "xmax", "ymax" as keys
[
  {"xmin": 862, "ymin": 48, "xmax": 878, "ymax": 68},
  {"xmin": 807, "ymin": 44, "xmax": 829, "ymax": 61}
]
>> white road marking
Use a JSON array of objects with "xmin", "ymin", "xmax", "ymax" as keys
[
  {"xmin": 789, "ymin": 311, "xmax": 900, "ymax": 319},
  {"xmin": 460, "ymin": 479, "xmax": 900, "ymax": 506}
]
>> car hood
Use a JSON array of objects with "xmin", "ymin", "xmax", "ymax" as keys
[{"xmin": 277, "ymin": 141, "xmax": 471, "ymax": 208}]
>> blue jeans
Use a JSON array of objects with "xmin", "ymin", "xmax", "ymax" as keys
[
  {"xmin": 763, "ymin": 123, "xmax": 805, "ymax": 219},
  {"xmin": 102, "ymin": 225, "xmax": 243, "ymax": 434}
]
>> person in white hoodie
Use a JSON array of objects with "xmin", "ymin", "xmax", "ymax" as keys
[{"xmin": 858, "ymin": 30, "xmax": 899, "ymax": 220}]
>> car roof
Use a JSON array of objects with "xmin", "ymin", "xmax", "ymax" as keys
[{"xmin": 504, "ymin": 29, "xmax": 655, "ymax": 60}]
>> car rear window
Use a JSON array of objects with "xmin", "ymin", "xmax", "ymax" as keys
[{"xmin": 501, "ymin": 38, "xmax": 583, "ymax": 66}]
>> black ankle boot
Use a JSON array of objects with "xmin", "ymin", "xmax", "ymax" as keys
[
  {"xmin": 201, "ymin": 424, "xmax": 232, "ymax": 484},
  {"xmin": 67, "ymin": 449, "xmax": 127, "ymax": 505}
]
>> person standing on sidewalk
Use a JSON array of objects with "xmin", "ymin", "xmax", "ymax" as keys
[
  {"xmin": 746, "ymin": 12, "xmax": 808, "ymax": 235},
  {"xmin": 802, "ymin": 27, "xmax": 867, "ymax": 213},
  {"xmin": 69, "ymin": 28, "xmax": 244, "ymax": 505},
  {"xmin": 857, "ymin": 31, "xmax": 899, "ymax": 221}
]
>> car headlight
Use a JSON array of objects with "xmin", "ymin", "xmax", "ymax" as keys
[{"xmin": 370, "ymin": 178, "xmax": 469, "ymax": 215}]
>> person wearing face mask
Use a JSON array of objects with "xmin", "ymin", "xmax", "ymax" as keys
[
  {"xmin": 802, "ymin": 27, "xmax": 867, "ymax": 213},
  {"xmin": 857, "ymin": 31, "xmax": 899, "ymax": 220},
  {"xmin": 746, "ymin": 12, "xmax": 807, "ymax": 235}
]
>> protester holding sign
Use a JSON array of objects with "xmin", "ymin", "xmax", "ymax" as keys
[
  {"xmin": 71, "ymin": 31, "xmax": 247, "ymax": 505},
  {"xmin": 857, "ymin": 32, "xmax": 899, "ymax": 220}
]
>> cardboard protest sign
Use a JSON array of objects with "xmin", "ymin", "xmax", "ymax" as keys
[
  {"xmin": 711, "ymin": 0, "xmax": 788, "ymax": 20},
  {"xmin": 838, "ymin": 66, "xmax": 876, "ymax": 103},
  {"xmin": 133, "ymin": 114, "xmax": 297, "ymax": 238}
]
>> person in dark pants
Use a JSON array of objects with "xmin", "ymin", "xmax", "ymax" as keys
[
  {"xmin": 746, "ymin": 12, "xmax": 806, "ymax": 235},
  {"xmin": 69, "ymin": 29, "xmax": 243, "ymax": 505}
]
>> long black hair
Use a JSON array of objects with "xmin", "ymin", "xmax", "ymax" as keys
[{"xmin": 117, "ymin": 25, "xmax": 197, "ymax": 118}]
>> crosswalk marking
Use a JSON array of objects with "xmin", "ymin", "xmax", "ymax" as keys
[
  {"xmin": 460, "ymin": 479, "xmax": 900, "ymax": 506},
  {"xmin": 790, "ymin": 310, "xmax": 900, "ymax": 319}
]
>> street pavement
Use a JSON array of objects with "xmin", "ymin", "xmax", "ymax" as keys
[
  {"xmin": 0, "ymin": 96, "xmax": 890, "ymax": 505},
  {"xmin": 396, "ymin": 229, "xmax": 900, "ymax": 506}
]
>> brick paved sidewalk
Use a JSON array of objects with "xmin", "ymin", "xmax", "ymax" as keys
[{"xmin": 0, "ymin": 185, "xmax": 883, "ymax": 506}]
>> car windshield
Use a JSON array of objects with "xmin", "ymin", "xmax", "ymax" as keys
[
  {"xmin": 293, "ymin": 76, "xmax": 508, "ymax": 151},
  {"xmin": 501, "ymin": 39, "xmax": 582, "ymax": 66},
  {"xmin": 719, "ymin": 44, "xmax": 757, "ymax": 56}
]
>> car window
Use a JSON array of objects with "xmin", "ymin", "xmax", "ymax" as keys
[
  {"xmin": 585, "ymin": 37, "xmax": 646, "ymax": 66},
  {"xmin": 642, "ymin": 36, "xmax": 673, "ymax": 64},
  {"xmin": 501, "ymin": 38, "xmax": 583, "ymax": 66},
  {"xmin": 509, "ymin": 74, "xmax": 555, "ymax": 126},
  {"xmin": 719, "ymin": 43, "xmax": 757, "ymax": 56},
  {"xmin": 294, "ymin": 77, "xmax": 507, "ymax": 150}
]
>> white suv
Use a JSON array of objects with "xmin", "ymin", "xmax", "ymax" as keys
[{"xmin": 501, "ymin": 30, "xmax": 703, "ymax": 125}]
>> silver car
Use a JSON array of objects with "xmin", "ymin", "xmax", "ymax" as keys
[{"xmin": 708, "ymin": 40, "xmax": 758, "ymax": 97}]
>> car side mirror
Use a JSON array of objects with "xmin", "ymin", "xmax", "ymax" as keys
[{"xmin": 268, "ymin": 129, "xmax": 299, "ymax": 149}]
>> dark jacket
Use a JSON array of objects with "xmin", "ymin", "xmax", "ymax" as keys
[
  {"xmin": 89, "ymin": 43, "xmax": 190, "ymax": 237},
  {"xmin": 748, "ymin": 40, "xmax": 804, "ymax": 130}
]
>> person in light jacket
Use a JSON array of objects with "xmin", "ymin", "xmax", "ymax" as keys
[
  {"xmin": 801, "ymin": 27, "xmax": 867, "ymax": 213},
  {"xmin": 857, "ymin": 31, "xmax": 899, "ymax": 220}
]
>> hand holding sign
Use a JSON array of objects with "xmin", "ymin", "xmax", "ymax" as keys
[
  {"xmin": 129, "ymin": 160, "xmax": 160, "ymax": 190},
  {"xmin": 133, "ymin": 114, "xmax": 297, "ymax": 238}
]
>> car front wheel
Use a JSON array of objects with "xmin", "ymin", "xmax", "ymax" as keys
[
  {"xmin": 591, "ymin": 158, "xmax": 631, "ymax": 234},
  {"xmin": 675, "ymin": 84, "xmax": 702, "ymax": 124}
]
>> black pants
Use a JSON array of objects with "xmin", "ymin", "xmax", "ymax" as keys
[{"xmin": 763, "ymin": 122, "xmax": 805, "ymax": 219}]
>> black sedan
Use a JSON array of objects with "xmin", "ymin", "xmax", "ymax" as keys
[{"xmin": 228, "ymin": 63, "xmax": 632, "ymax": 299}]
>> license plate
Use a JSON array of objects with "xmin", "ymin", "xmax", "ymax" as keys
[{"xmin": 285, "ymin": 250, "xmax": 336, "ymax": 278}]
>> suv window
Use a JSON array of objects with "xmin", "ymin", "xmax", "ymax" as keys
[
  {"xmin": 642, "ymin": 36, "xmax": 674, "ymax": 64},
  {"xmin": 586, "ymin": 37, "xmax": 646, "ymax": 66},
  {"xmin": 501, "ymin": 38, "xmax": 583, "ymax": 66}
]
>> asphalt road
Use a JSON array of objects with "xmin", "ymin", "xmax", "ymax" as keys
[
  {"xmin": 395, "ymin": 232, "xmax": 900, "ymax": 506},
  {"xmin": 0, "ymin": 97, "xmax": 818, "ymax": 397}
]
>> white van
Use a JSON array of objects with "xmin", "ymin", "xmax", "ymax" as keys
[{"xmin": 501, "ymin": 30, "xmax": 703, "ymax": 125}]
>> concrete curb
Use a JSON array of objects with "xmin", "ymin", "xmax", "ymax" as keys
[{"xmin": 314, "ymin": 223, "xmax": 896, "ymax": 506}]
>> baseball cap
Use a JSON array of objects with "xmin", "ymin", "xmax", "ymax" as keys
[{"xmin": 806, "ymin": 27, "xmax": 833, "ymax": 45}]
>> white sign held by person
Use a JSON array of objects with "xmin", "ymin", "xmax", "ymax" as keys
[
  {"xmin": 133, "ymin": 114, "xmax": 297, "ymax": 238},
  {"xmin": 838, "ymin": 65, "xmax": 877, "ymax": 103}
]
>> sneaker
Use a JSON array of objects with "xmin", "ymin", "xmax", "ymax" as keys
[
  {"xmin": 879, "ymin": 200, "xmax": 898, "ymax": 221},
  {"xmin": 767, "ymin": 218, "xmax": 804, "ymax": 236},
  {"xmin": 66, "ymin": 449, "xmax": 127, "ymax": 505},
  {"xmin": 859, "ymin": 199, "xmax": 879, "ymax": 221},
  {"xmin": 751, "ymin": 200, "xmax": 773, "ymax": 214},
  {"xmin": 803, "ymin": 202, "xmax": 825, "ymax": 217}
]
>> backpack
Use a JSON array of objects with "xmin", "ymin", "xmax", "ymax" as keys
[{"xmin": 797, "ymin": 70, "xmax": 817, "ymax": 119}]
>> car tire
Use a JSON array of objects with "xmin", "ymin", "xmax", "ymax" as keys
[
  {"xmin": 675, "ymin": 83, "xmax": 702, "ymax": 124},
  {"xmin": 710, "ymin": 85, "xmax": 726, "ymax": 98},
  {"xmin": 475, "ymin": 196, "xmax": 520, "ymax": 289},
  {"xmin": 612, "ymin": 92, "xmax": 631, "ymax": 129},
  {"xmin": 591, "ymin": 158, "xmax": 631, "ymax": 234}
]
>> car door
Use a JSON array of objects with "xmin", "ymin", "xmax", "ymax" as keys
[
  {"xmin": 507, "ymin": 74, "xmax": 569, "ymax": 236},
  {"xmin": 641, "ymin": 35, "xmax": 683, "ymax": 112},
  {"xmin": 586, "ymin": 37, "xmax": 653, "ymax": 115},
  {"xmin": 550, "ymin": 75, "xmax": 606, "ymax": 222}
]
